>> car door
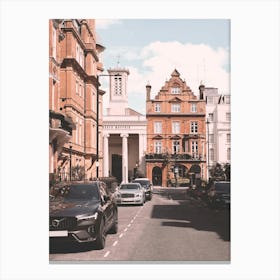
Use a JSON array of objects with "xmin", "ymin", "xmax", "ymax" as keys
[{"xmin": 99, "ymin": 182, "xmax": 114, "ymax": 231}]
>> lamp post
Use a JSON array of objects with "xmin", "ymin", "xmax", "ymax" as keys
[
  {"xmin": 69, "ymin": 143, "xmax": 72, "ymax": 181},
  {"xmin": 96, "ymin": 73, "xmax": 121, "ymax": 179},
  {"xmin": 206, "ymin": 118, "xmax": 210, "ymax": 182}
]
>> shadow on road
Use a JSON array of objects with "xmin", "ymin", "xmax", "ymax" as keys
[
  {"xmin": 49, "ymin": 240, "xmax": 97, "ymax": 254},
  {"xmin": 152, "ymin": 190, "xmax": 230, "ymax": 242}
]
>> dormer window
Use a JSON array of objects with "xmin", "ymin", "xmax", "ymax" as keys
[{"xmin": 171, "ymin": 87, "xmax": 181, "ymax": 94}]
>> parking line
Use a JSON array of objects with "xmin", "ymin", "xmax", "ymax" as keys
[
  {"xmin": 104, "ymin": 251, "xmax": 110, "ymax": 258},
  {"xmin": 124, "ymin": 228, "xmax": 128, "ymax": 232},
  {"xmin": 119, "ymin": 233, "xmax": 123, "ymax": 238},
  {"xmin": 128, "ymin": 223, "xmax": 131, "ymax": 227},
  {"xmin": 113, "ymin": 241, "xmax": 118, "ymax": 247}
]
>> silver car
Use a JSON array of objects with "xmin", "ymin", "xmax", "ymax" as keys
[{"xmin": 115, "ymin": 183, "xmax": 145, "ymax": 205}]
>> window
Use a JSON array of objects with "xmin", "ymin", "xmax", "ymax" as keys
[
  {"xmin": 227, "ymin": 148, "xmax": 231, "ymax": 161},
  {"xmin": 227, "ymin": 133, "xmax": 231, "ymax": 143},
  {"xmin": 76, "ymin": 80, "xmax": 79, "ymax": 95},
  {"xmin": 52, "ymin": 27, "xmax": 56, "ymax": 59},
  {"xmin": 208, "ymin": 113, "xmax": 214, "ymax": 122},
  {"xmin": 172, "ymin": 121, "xmax": 180, "ymax": 134},
  {"xmin": 172, "ymin": 140, "xmax": 180, "ymax": 153},
  {"xmin": 190, "ymin": 121, "xmax": 198, "ymax": 134},
  {"xmin": 210, "ymin": 148, "xmax": 214, "ymax": 161},
  {"xmin": 171, "ymin": 103, "xmax": 180, "ymax": 112},
  {"xmin": 154, "ymin": 122, "xmax": 162, "ymax": 133},
  {"xmin": 226, "ymin": 112, "xmax": 231, "ymax": 121},
  {"xmin": 155, "ymin": 141, "xmax": 162, "ymax": 154},
  {"xmin": 171, "ymin": 87, "xmax": 180, "ymax": 94},
  {"xmin": 191, "ymin": 141, "xmax": 198, "ymax": 158},
  {"xmin": 209, "ymin": 134, "xmax": 214, "ymax": 143},
  {"xmin": 114, "ymin": 77, "xmax": 122, "ymax": 95},
  {"xmin": 155, "ymin": 103, "xmax": 161, "ymax": 112},
  {"xmin": 207, "ymin": 96, "xmax": 214, "ymax": 104},
  {"xmin": 191, "ymin": 103, "xmax": 197, "ymax": 112},
  {"xmin": 225, "ymin": 95, "xmax": 230, "ymax": 104}
]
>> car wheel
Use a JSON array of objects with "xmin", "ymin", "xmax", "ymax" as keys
[
  {"xmin": 95, "ymin": 218, "xmax": 106, "ymax": 250},
  {"xmin": 109, "ymin": 211, "xmax": 118, "ymax": 234}
]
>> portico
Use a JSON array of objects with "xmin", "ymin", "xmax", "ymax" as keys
[{"xmin": 102, "ymin": 66, "xmax": 147, "ymax": 183}]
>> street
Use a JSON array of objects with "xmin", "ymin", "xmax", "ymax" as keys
[{"xmin": 50, "ymin": 187, "xmax": 230, "ymax": 262}]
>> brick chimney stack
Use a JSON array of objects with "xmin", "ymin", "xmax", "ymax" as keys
[{"xmin": 146, "ymin": 84, "xmax": 151, "ymax": 101}]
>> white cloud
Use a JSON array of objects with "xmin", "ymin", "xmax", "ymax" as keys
[
  {"xmin": 95, "ymin": 19, "xmax": 122, "ymax": 29},
  {"xmin": 140, "ymin": 41, "xmax": 230, "ymax": 97},
  {"xmin": 103, "ymin": 41, "xmax": 230, "ymax": 114}
]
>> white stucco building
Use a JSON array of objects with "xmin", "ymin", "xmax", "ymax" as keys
[
  {"xmin": 203, "ymin": 87, "xmax": 231, "ymax": 178},
  {"xmin": 102, "ymin": 67, "xmax": 147, "ymax": 183}
]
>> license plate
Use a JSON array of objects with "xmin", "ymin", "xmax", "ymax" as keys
[{"xmin": 49, "ymin": 230, "xmax": 68, "ymax": 237}]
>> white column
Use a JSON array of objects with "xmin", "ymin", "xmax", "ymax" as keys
[
  {"xmin": 103, "ymin": 133, "xmax": 109, "ymax": 177},
  {"xmin": 121, "ymin": 133, "xmax": 128, "ymax": 183},
  {"xmin": 138, "ymin": 134, "xmax": 143, "ymax": 164}
]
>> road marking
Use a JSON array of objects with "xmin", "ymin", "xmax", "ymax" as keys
[
  {"xmin": 113, "ymin": 241, "xmax": 118, "ymax": 247},
  {"xmin": 128, "ymin": 223, "xmax": 131, "ymax": 227},
  {"xmin": 124, "ymin": 228, "xmax": 128, "ymax": 232},
  {"xmin": 104, "ymin": 251, "xmax": 110, "ymax": 258},
  {"xmin": 119, "ymin": 233, "xmax": 123, "ymax": 238}
]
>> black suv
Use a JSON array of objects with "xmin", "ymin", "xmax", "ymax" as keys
[
  {"xmin": 132, "ymin": 178, "xmax": 153, "ymax": 200},
  {"xmin": 207, "ymin": 181, "xmax": 230, "ymax": 209},
  {"xmin": 49, "ymin": 181, "xmax": 118, "ymax": 249}
]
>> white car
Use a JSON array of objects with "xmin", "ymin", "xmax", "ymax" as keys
[{"xmin": 115, "ymin": 183, "xmax": 145, "ymax": 205}]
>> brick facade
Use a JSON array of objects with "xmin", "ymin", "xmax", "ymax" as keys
[
  {"xmin": 49, "ymin": 19, "xmax": 105, "ymax": 183},
  {"xmin": 145, "ymin": 69, "xmax": 207, "ymax": 187}
]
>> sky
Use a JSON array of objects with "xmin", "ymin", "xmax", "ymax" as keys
[{"xmin": 96, "ymin": 19, "xmax": 230, "ymax": 115}]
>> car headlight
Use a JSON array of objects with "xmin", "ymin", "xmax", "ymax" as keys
[
  {"xmin": 77, "ymin": 212, "xmax": 98, "ymax": 226},
  {"xmin": 136, "ymin": 193, "xmax": 142, "ymax": 197}
]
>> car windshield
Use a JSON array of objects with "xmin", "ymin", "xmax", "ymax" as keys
[
  {"xmin": 51, "ymin": 184, "xmax": 100, "ymax": 200},
  {"xmin": 134, "ymin": 180, "xmax": 149, "ymax": 186},
  {"xmin": 215, "ymin": 182, "xmax": 230, "ymax": 193},
  {"xmin": 120, "ymin": 184, "xmax": 140, "ymax": 190}
]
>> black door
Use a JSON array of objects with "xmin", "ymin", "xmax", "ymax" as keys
[
  {"xmin": 152, "ymin": 166, "xmax": 162, "ymax": 186},
  {"xmin": 112, "ymin": 154, "xmax": 122, "ymax": 183}
]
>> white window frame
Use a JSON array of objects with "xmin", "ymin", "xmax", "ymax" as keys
[
  {"xmin": 171, "ymin": 87, "xmax": 180, "ymax": 94},
  {"xmin": 191, "ymin": 103, "xmax": 197, "ymax": 113},
  {"xmin": 172, "ymin": 121, "xmax": 180, "ymax": 134},
  {"xmin": 208, "ymin": 113, "xmax": 214, "ymax": 122},
  {"xmin": 227, "ymin": 148, "xmax": 231, "ymax": 161},
  {"xmin": 227, "ymin": 133, "xmax": 231, "ymax": 143},
  {"xmin": 191, "ymin": 141, "xmax": 198, "ymax": 158},
  {"xmin": 155, "ymin": 141, "xmax": 162, "ymax": 154},
  {"xmin": 210, "ymin": 148, "xmax": 214, "ymax": 161},
  {"xmin": 171, "ymin": 103, "xmax": 180, "ymax": 112},
  {"xmin": 190, "ymin": 121, "xmax": 198, "ymax": 134},
  {"xmin": 154, "ymin": 122, "xmax": 162, "ymax": 134},
  {"xmin": 226, "ymin": 112, "xmax": 231, "ymax": 121},
  {"xmin": 172, "ymin": 140, "xmax": 180, "ymax": 153},
  {"xmin": 155, "ymin": 103, "xmax": 161, "ymax": 112},
  {"xmin": 52, "ymin": 27, "xmax": 56, "ymax": 59}
]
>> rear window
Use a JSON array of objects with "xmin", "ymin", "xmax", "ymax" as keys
[
  {"xmin": 214, "ymin": 182, "xmax": 230, "ymax": 193},
  {"xmin": 133, "ymin": 180, "xmax": 150, "ymax": 185}
]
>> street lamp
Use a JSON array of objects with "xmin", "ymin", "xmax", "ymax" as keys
[
  {"xmin": 96, "ymin": 73, "xmax": 121, "ymax": 179},
  {"xmin": 69, "ymin": 143, "xmax": 72, "ymax": 181},
  {"xmin": 206, "ymin": 118, "xmax": 210, "ymax": 182}
]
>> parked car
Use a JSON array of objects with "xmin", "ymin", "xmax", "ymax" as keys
[
  {"xmin": 115, "ymin": 183, "xmax": 145, "ymax": 205},
  {"xmin": 207, "ymin": 181, "xmax": 230, "ymax": 209},
  {"xmin": 132, "ymin": 178, "xmax": 153, "ymax": 200},
  {"xmin": 49, "ymin": 181, "xmax": 118, "ymax": 249}
]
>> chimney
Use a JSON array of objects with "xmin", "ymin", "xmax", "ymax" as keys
[
  {"xmin": 199, "ymin": 84, "xmax": 205, "ymax": 100},
  {"xmin": 146, "ymin": 84, "xmax": 151, "ymax": 101}
]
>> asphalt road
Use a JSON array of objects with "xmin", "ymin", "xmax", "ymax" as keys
[{"xmin": 49, "ymin": 188, "xmax": 230, "ymax": 262}]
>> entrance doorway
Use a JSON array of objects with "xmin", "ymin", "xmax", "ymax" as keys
[
  {"xmin": 152, "ymin": 166, "xmax": 162, "ymax": 186},
  {"xmin": 112, "ymin": 154, "xmax": 122, "ymax": 183}
]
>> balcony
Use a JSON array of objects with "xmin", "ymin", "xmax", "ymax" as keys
[{"xmin": 145, "ymin": 152, "xmax": 205, "ymax": 162}]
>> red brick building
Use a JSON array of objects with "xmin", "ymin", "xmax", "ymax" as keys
[
  {"xmin": 145, "ymin": 69, "xmax": 207, "ymax": 187},
  {"xmin": 49, "ymin": 19, "xmax": 105, "ymax": 183}
]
